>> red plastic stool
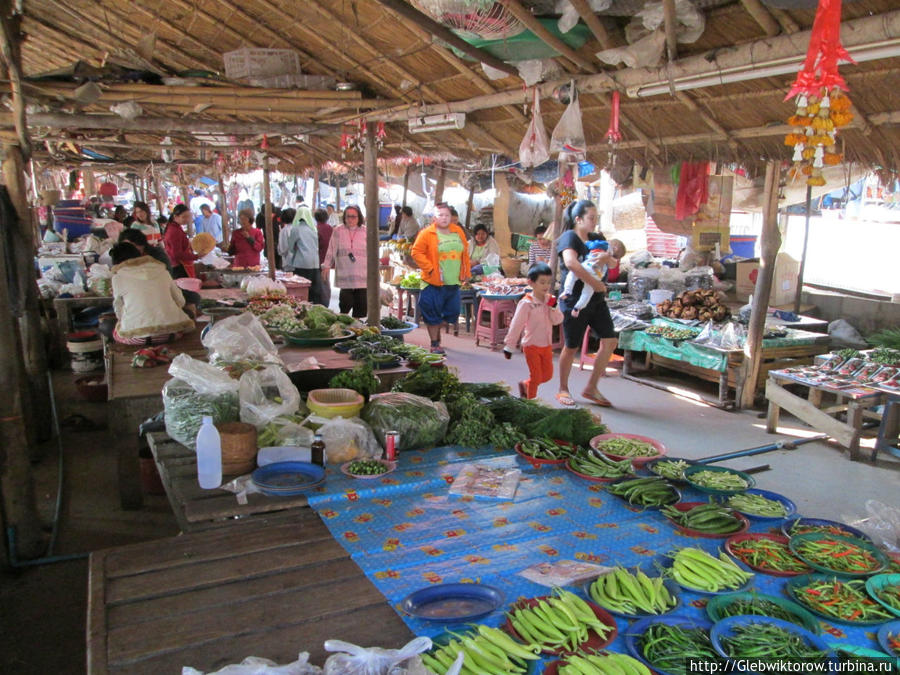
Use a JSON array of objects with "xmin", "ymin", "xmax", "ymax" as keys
[{"xmin": 474, "ymin": 297, "xmax": 517, "ymax": 349}]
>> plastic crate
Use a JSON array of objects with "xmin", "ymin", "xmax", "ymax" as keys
[
  {"xmin": 510, "ymin": 232, "xmax": 535, "ymax": 254},
  {"xmin": 224, "ymin": 48, "xmax": 301, "ymax": 80}
]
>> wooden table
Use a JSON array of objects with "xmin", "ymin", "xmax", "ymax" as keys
[
  {"xmin": 107, "ymin": 329, "xmax": 409, "ymax": 509},
  {"xmin": 87, "ymin": 511, "xmax": 413, "ymax": 674},
  {"xmin": 147, "ymin": 432, "xmax": 314, "ymax": 532},
  {"xmin": 765, "ymin": 372, "xmax": 887, "ymax": 461}
]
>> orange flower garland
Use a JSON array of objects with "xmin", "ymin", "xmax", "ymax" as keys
[{"xmin": 784, "ymin": 88, "xmax": 853, "ymax": 186}]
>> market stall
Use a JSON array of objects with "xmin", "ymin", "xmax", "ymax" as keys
[
  {"xmin": 619, "ymin": 317, "xmax": 831, "ymax": 408},
  {"xmin": 88, "ymin": 418, "xmax": 900, "ymax": 673}
]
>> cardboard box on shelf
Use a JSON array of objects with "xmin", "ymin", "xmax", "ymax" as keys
[{"xmin": 734, "ymin": 252, "xmax": 800, "ymax": 305}]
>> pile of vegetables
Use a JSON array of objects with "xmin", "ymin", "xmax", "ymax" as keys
[
  {"xmin": 792, "ymin": 577, "xmax": 893, "ymax": 623},
  {"xmin": 687, "ymin": 469, "xmax": 749, "ymax": 492},
  {"xmin": 399, "ymin": 271, "xmax": 426, "ymax": 289},
  {"xmin": 791, "ymin": 536, "xmax": 884, "ymax": 575},
  {"xmin": 656, "ymin": 288, "xmax": 730, "ymax": 322},
  {"xmin": 869, "ymin": 327, "xmax": 900, "ymax": 351},
  {"xmin": 606, "ymin": 477, "xmax": 680, "ymax": 508},
  {"xmin": 421, "ymin": 625, "xmax": 539, "ymax": 675},
  {"xmin": 661, "ymin": 502, "xmax": 746, "ymax": 534},
  {"xmin": 593, "ymin": 437, "xmax": 660, "ymax": 458},
  {"xmin": 516, "ymin": 438, "xmax": 574, "ymax": 461},
  {"xmin": 718, "ymin": 622, "xmax": 826, "ymax": 660},
  {"xmin": 328, "ymin": 363, "xmax": 380, "ymax": 400},
  {"xmin": 362, "ymin": 391, "xmax": 449, "ymax": 452},
  {"xmin": 787, "ymin": 520, "xmax": 862, "ymax": 540},
  {"xmin": 727, "ymin": 537, "xmax": 810, "ymax": 574},
  {"xmin": 588, "ymin": 567, "xmax": 677, "ymax": 615},
  {"xmin": 506, "ymin": 589, "xmax": 613, "ymax": 653},
  {"xmin": 638, "ymin": 622, "xmax": 717, "ymax": 675},
  {"xmin": 668, "ymin": 547, "xmax": 754, "ymax": 592},
  {"xmin": 727, "ymin": 492, "xmax": 788, "ymax": 518},
  {"xmin": 869, "ymin": 347, "xmax": 900, "ymax": 364},
  {"xmin": 560, "ymin": 653, "xmax": 650, "ymax": 675},
  {"xmin": 650, "ymin": 459, "xmax": 691, "ymax": 481},
  {"xmin": 872, "ymin": 581, "xmax": 900, "ymax": 613},
  {"xmin": 345, "ymin": 459, "xmax": 389, "ymax": 476},
  {"xmin": 567, "ymin": 449, "xmax": 633, "ymax": 480},
  {"xmin": 162, "ymin": 380, "xmax": 239, "ymax": 450},
  {"xmin": 715, "ymin": 596, "xmax": 814, "ymax": 627},
  {"xmin": 643, "ymin": 325, "xmax": 700, "ymax": 341},
  {"xmin": 379, "ymin": 316, "xmax": 408, "ymax": 330}
]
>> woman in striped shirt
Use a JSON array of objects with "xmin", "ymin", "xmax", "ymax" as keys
[{"xmin": 528, "ymin": 224, "xmax": 552, "ymax": 266}]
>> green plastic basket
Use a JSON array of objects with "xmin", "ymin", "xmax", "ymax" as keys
[{"xmin": 788, "ymin": 532, "xmax": 889, "ymax": 578}]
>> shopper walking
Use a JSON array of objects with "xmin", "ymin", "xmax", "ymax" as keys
[
  {"xmin": 279, "ymin": 205, "xmax": 323, "ymax": 304},
  {"xmin": 503, "ymin": 263, "xmax": 563, "ymax": 399},
  {"xmin": 411, "ymin": 202, "xmax": 470, "ymax": 354},
  {"xmin": 555, "ymin": 199, "xmax": 616, "ymax": 408},
  {"xmin": 322, "ymin": 205, "xmax": 368, "ymax": 317}
]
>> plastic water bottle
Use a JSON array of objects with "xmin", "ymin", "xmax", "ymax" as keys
[{"xmin": 196, "ymin": 416, "xmax": 222, "ymax": 489}]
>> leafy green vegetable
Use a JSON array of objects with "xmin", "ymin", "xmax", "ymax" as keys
[
  {"xmin": 162, "ymin": 379, "xmax": 240, "ymax": 450},
  {"xmin": 525, "ymin": 408, "xmax": 608, "ymax": 446},
  {"xmin": 869, "ymin": 347, "xmax": 900, "ymax": 364},
  {"xmin": 837, "ymin": 348, "xmax": 861, "ymax": 360},
  {"xmin": 461, "ymin": 382, "xmax": 510, "ymax": 400},
  {"xmin": 329, "ymin": 363, "xmax": 380, "ymax": 399},
  {"xmin": 362, "ymin": 392, "xmax": 449, "ymax": 451},
  {"xmin": 868, "ymin": 327, "xmax": 900, "ymax": 350},
  {"xmin": 380, "ymin": 316, "xmax": 407, "ymax": 329}
]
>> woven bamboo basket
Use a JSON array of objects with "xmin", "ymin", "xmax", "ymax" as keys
[{"xmin": 216, "ymin": 422, "xmax": 258, "ymax": 475}]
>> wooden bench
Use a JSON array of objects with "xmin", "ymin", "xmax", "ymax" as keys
[{"xmin": 87, "ymin": 511, "xmax": 412, "ymax": 674}]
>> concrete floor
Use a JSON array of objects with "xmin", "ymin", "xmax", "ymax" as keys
[{"xmin": 2, "ymin": 324, "xmax": 897, "ymax": 673}]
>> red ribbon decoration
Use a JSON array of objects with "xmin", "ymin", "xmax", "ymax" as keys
[
  {"xmin": 785, "ymin": 0, "xmax": 855, "ymax": 100},
  {"xmin": 605, "ymin": 90, "xmax": 621, "ymax": 143}
]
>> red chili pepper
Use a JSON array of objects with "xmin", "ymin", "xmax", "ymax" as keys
[
  {"xmin": 849, "ymin": 610, "xmax": 862, "ymax": 619},
  {"xmin": 806, "ymin": 589, "xmax": 822, "ymax": 596}
]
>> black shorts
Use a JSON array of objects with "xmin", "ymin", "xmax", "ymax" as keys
[{"xmin": 561, "ymin": 298, "xmax": 616, "ymax": 349}]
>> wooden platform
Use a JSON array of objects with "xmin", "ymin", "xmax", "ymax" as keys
[
  {"xmin": 87, "ymin": 511, "xmax": 412, "ymax": 674},
  {"xmin": 147, "ymin": 432, "xmax": 313, "ymax": 532}
]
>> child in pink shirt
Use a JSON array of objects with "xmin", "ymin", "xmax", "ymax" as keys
[{"xmin": 503, "ymin": 263, "xmax": 564, "ymax": 399}]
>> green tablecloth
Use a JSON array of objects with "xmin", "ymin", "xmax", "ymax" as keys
[{"xmin": 618, "ymin": 318, "xmax": 829, "ymax": 373}]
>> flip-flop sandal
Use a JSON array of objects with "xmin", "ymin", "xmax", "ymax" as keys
[
  {"xmin": 555, "ymin": 392, "xmax": 577, "ymax": 407},
  {"xmin": 582, "ymin": 391, "xmax": 613, "ymax": 408}
]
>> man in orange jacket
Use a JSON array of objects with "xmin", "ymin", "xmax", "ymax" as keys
[{"xmin": 411, "ymin": 203, "xmax": 471, "ymax": 354}]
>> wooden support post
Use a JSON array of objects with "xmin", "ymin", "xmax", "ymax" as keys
[
  {"xmin": 434, "ymin": 163, "xmax": 446, "ymax": 205},
  {"xmin": 82, "ymin": 169, "xmax": 95, "ymax": 197},
  {"xmin": 738, "ymin": 160, "xmax": 782, "ymax": 409},
  {"xmin": 334, "ymin": 173, "xmax": 341, "ymax": 213},
  {"xmin": 493, "ymin": 171, "xmax": 513, "ymax": 257},
  {"xmin": 263, "ymin": 156, "xmax": 276, "ymax": 280},
  {"xmin": 548, "ymin": 161, "xmax": 570, "ymax": 279},
  {"xmin": 364, "ymin": 123, "xmax": 380, "ymax": 325},
  {"xmin": 794, "ymin": 184, "xmax": 812, "ymax": 314},
  {"xmin": 312, "ymin": 171, "xmax": 319, "ymax": 209},
  {"xmin": 216, "ymin": 169, "xmax": 228, "ymax": 247},
  {"xmin": 401, "ymin": 165, "xmax": 410, "ymax": 208},
  {"xmin": 153, "ymin": 172, "xmax": 165, "ymax": 216},
  {"xmin": 464, "ymin": 184, "xmax": 475, "ymax": 232},
  {"xmin": 0, "ymin": 182, "xmax": 42, "ymax": 559}
]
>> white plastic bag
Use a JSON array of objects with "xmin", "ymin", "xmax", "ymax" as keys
[
  {"xmin": 164, "ymin": 354, "xmax": 241, "ymax": 449},
  {"xmin": 845, "ymin": 500, "xmax": 900, "ymax": 553},
  {"xmin": 317, "ymin": 416, "xmax": 382, "ymax": 464},
  {"xmin": 239, "ymin": 365, "xmax": 304, "ymax": 429},
  {"xmin": 203, "ymin": 312, "xmax": 283, "ymax": 366},
  {"xmin": 519, "ymin": 90, "xmax": 550, "ymax": 168},
  {"xmin": 597, "ymin": 29, "xmax": 666, "ymax": 68},
  {"xmin": 550, "ymin": 88, "xmax": 586, "ymax": 155},
  {"xmin": 244, "ymin": 275, "xmax": 286, "ymax": 298},
  {"xmin": 827, "ymin": 319, "xmax": 868, "ymax": 349},
  {"xmin": 182, "ymin": 651, "xmax": 321, "ymax": 675},
  {"xmin": 322, "ymin": 637, "xmax": 431, "ymax": 675}
]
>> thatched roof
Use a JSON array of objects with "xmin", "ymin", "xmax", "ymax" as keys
[{"xmin": 4, "ymin": 0, "xmax": 899, "ymax": 176}]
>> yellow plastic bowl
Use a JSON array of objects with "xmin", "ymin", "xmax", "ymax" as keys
[{"xmin": 306, "ymin": 388, "xmax": 364, "ymax": 419}]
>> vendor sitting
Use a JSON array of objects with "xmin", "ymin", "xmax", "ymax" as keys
[
  {"xmin": 109, "ymin": 243, "xmax": 195, "ymax": 345},
  {"xmin": 468, "ymin": 224, "xmax": 501, "ymax": 276}
]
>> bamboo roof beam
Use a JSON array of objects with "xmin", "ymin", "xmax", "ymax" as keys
[
  {"xmin": 675, "ymin": 91, "xmax": 739, "ymax": 152},
  {"xmin": 373, "ymin": 0, "xmax": 518, "ymax": 77},
  {"xmin": 20, "ymin": 14, "xmax": 136, "ymax": 72},
  {"xmin": 97, "ymin": 0, "xmax": 223, "ymax": 68},
  {"xmin": 289, "ymin": 0, "xmax": 516, "ymax": 155},
  {"xmin": 26, "ymin": 3, "xmax": 201, "ymax": 74},
  {"xmin": 739, "ymin": 0, "xmax": 787, "ymax": 37},
  {"xmin": 5, "ymin": 112, "xmax": 329, "ymax": 135},
  {"xmin": 568, "ymin": 0, "xmax": 614, "ymax": 50},
  {"xmin": 498, "ymin": 0, "xmax": 598, "ymax": 73}
]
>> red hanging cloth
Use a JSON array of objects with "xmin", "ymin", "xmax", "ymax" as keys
[{"xmin": 675, "ymin": 161, "xmax": 709, "ymax": 221}]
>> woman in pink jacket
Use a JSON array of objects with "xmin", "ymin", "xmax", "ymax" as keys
[{"xmin": 503, "ymin": 262, "xmax": 563, "ymax": 399}]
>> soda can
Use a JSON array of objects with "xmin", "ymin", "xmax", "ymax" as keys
[{"xmin": 384, "ymin": 431, "xmax": 399, "ymax": 461}]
